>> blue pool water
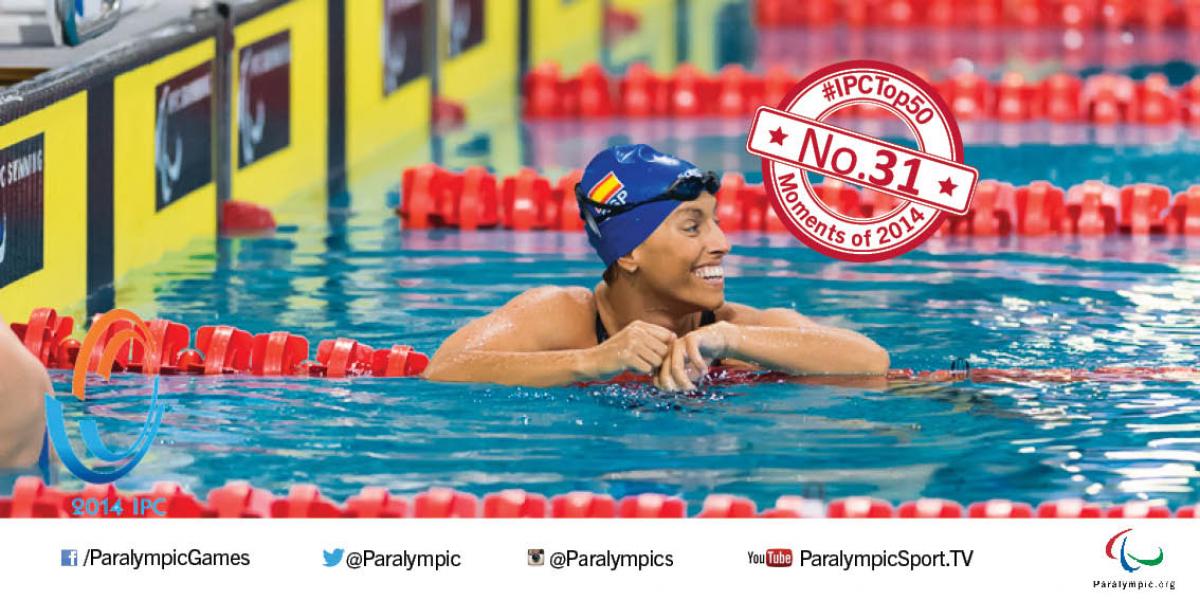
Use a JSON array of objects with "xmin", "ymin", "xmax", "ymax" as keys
[{"xmin": 40, "ymin": 75, "xmax": 1200, "ymax": 510}]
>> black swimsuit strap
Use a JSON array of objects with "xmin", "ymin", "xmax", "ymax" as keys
[
  {"xmin": 595, "ymin": 309, "xmax": 717, "ymax": 345},
  {"xmin": 595, "ymin": 311, "xmax": 609, "ymax": 344}
]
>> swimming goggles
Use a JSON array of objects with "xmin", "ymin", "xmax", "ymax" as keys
[{"xmin": 575, "ymin": 170, "xmax": 721, "ymax": 218}]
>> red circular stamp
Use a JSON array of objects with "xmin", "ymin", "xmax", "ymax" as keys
[{"xmin": 746, "ymin": 60, "xmax": 979, "ymax": 262}]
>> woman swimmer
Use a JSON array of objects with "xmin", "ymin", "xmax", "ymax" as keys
[
  {"xmin": 423, "ymin": 144, "xmax": 889, "ymax": 391},
  {"xmin": 0, "ymin": 314, "xmax": 53, "ymax": 485}
]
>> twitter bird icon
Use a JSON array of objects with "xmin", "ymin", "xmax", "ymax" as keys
[{"xmin": 323, "ymin": 548, "xmax": 344, "ymax": 567}]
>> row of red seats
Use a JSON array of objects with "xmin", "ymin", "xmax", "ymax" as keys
[
  {"xmin": 8, "ymin": 308, "xmax": 428, "ymax": 378},
  {"xmin": 2, "ymin": 476, "xmax": 1194, "ymax": 518},
  {"xmin": 525, "ymin": 61, "xmax": 1200, "ymax": 126},
  {"xmin": 399, "ymin": 163, "xmax": 1200, "ymax": 237},
  {"xmin": 756, "ymin": 0, "xmax": 1200, "ymax": 30},
  {"xmin": 400, "ymin": 164, "xmax": 584, "ymax": 231}
]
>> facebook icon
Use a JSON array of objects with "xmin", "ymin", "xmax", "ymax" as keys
[{"xmin": 61, "ymin": 549, "xmax": 78, "ymax": 567}]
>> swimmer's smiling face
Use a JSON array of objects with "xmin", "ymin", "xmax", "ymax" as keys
[{"xmin": 624, "ymin": 192, "xmax": 731, "ymax": 311}]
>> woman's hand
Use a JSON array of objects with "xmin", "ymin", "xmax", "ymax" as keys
[
  {"xmin": 587, "ymin": 320, "xmax": 677, "ymax": 380},
  {"xmin": 654, "ymin": 321, "xmax": 742, "ymax": 391}
]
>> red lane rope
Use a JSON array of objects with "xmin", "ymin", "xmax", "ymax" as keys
[
  {"xmin": 584, "ymin": 365, "xmax": 1200, "ymax": 386},
  {"xmin": 15, "ymin": 308, "xmax": 1195, "ymax": 384},
  {"xmin": 0, "ymin": 476, "xmax": 1194, "ymax": 518},
  {"xmin": 522, "ymin": 60, "xmax": 1200, "ymax": 126},
  {"xmin": 753, "ymin": 0, "xmax": 1200, "ymax": 31},
  {"xmin": 398, "ymin": 163, "xmax": 1200, "ymax": 237},
  {"xmin": 8, "ymin": 308, "xmax": 428, "ymax": 380}
]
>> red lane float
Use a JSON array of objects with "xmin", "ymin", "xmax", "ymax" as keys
[
  {"xmin": 9, "ymin": 308, "xmax": 428, "ymax": 379},
  {"xmin": 3, "ymin": 476, "xmax": 1195, "ymax": 518},
  {"xmin": 898, "ymin": 498, "xmax": 964, "ymax": 518},
  {"xmin": 414, "ymin": 488, "xmax": 479, "ymax": 518},
  {"xmin": 345, "ymin": 488, "xmax": 410, "ymax": 518},
  {"xmin": 968, "ymin": 499, "xmax": 1035, "ymax": 518},
  {"xmin": 1037, "ymin": 499, "xmax": 1103, "ymax": 518},
  {"xmin": 522, "ymin": 61, "xmax": 1200, "ymax": 126},
  {"xmin": 398, "ymin": 164, "xmax": 582, "ymax": 232},
  {"xmin": 221, "ymin": 200, "xmax": 277, "ymax": 236},
  {"xmin": 271, "ymin": 484, "xmax": 343, "ymax": 518},
  {"xmin": 697, "ymin": 494, "xmax": 757, "ymax": 518},
  {"xmin": 483, "ymin": 490, "xmax": 548, "ymax": 518},
  {"xmin": 617, "ymin": 494, "xmax": 687, "ymax": 518},
  {"xmin": 827, "ymin": 497, "xmax": 894, "ymax": 518},
  {"xmin": 399, "ymin": 164, "xmax": 1200, "ymax": 239},
  {"xmin": 760, "ymin": 496, "xmax": 825, "ymax": 518},
  {"xmin": 1106, "ymin": 501, "xmax": 1172, "ymax": 518},
  {"xmin": 551, "ymin": 491, "xmax": 617, "ymax": 518}
]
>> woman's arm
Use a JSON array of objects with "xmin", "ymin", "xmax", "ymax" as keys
[
  {"xmin": 721, "ymin": 320, "xmax": 890, "ymax": 374},
  {"xmin": 423, "ymin": 287, "xmax": 675, "ymax": 387},
  {"xmin": 723, "ymin": 304, "xmax": 888, "ymax": 374},
  {"xmin": 662, "ymin": 303, "xmax": 889, "ymax": 384},
  {"xmin": 0, "ymin": 316, "xmax": 52, "ymax": 469}
]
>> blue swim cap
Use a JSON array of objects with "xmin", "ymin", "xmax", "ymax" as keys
[{"xmin": 576, "ymin": 144, "xmax": 718, "ymax": 267}]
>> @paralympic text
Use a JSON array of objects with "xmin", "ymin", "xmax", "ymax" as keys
[{"xmin": 342, "ymin": 550, "xmax": 462, "ymax": 570}]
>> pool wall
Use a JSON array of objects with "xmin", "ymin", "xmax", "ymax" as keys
[{"xmin": 0, "ymin": 0, "xmax": 660, "ymax": 331}]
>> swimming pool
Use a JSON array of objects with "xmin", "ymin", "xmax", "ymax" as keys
[{"xmin": 47, "ymin": 110, "xmax": 1200, "ymax": 511}]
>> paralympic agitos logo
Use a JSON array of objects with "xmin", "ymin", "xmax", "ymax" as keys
[
  {"xmin": 43, "ymin": 310, "xmax": 167, "ymax": 484},
  {"xmin": 1106, "ymin": 529, "xmax": 1164, "ymax": 573}
]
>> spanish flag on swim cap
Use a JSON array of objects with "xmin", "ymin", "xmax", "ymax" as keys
[
  {"xmin": 576, "ymin": 144, "xmax": 709, "ymax": 267},
  {"xmin": 587, "ymin": 171, "xmax": 625, "ymax": 204}
]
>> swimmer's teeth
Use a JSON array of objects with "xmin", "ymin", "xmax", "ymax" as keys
[{"xmin": 692, "ymin": 266, "xmax": 724, "ymax": 280}]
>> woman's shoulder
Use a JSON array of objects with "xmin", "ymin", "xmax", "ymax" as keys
[
  {"xmin": 506, "ymin": 285, "xmax": 596, "ymax": 315},
  {"xmin": 495, "ymin": 286, "xmax": 598, "ymax": 349}
]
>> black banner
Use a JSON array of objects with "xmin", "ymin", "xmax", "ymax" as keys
[
  {"xmin": 0, "ymin": 134, "xmax": 45, "ymax": 287},
  {"xmin": 384, "ymin": 0, "xmax": 424, "ymax": 95},
  {"xmin": 238, "ymin": 31, "xmax": 291, "ymax": 168},
  {"xmin": 155, "ymin": 62, "xmax": 213, "ymax": 211},
  {"xmin": 448, "ymin": 0, "xmax": 484, "ymax": 58}
]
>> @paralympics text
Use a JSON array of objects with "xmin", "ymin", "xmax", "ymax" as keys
[
  {"xmin": 62, "ymin": 548, "xmax": 250, "ymax": 570},
  {"xmin": 342, "ymin": 550, "xmax": 462, "ymax": 571},
  {"xmin": 547, "ymin": 550, "xmax": 674, "ymax": 571}
]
